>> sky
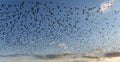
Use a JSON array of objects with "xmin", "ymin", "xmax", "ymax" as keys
[{"xmin": 0, "ymin": 0, "xmax": 120, "ymax": 56}]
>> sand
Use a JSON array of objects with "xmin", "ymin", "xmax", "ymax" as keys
[
  {"xmin": 1, "ymin": 57, "xmax": 120, "ymax": 62},
  {"xmin": 0, "ymin": 59, "xmax": 103, "ymax": 62}
]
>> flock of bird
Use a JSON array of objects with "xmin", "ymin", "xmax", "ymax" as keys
[{"xmin": 0, "ymin": 0, "xmax": 120, "ymax": 54}]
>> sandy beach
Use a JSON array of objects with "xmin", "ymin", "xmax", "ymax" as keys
[{"xmin": 0, "ymin": 57, "xmax": 120, "ymax": 62}]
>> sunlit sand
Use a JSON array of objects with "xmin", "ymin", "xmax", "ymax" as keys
[{"xmin": 1, "ymin": 57, "xmax": 120, "ymax": 62}]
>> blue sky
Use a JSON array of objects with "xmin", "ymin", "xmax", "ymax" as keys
[{"xmin": 0, "ymin": 0, "xmax": 120, "ymax": 55}]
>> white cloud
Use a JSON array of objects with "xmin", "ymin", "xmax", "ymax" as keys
[
  {"xmin": 95, "ymin": 49, "xmax": 107, "ymax": 53},
  {"xmin": 59, "ymin": 43, "xmax": 67, "ymax": 50},
  {"xmin": 58, "ymin": 43, "xmax": 71, "ymax": 53},
  {"xmin": 49, "ymin": 41, "xmax": 56, "ymax": 45},
  {"xmin": 100, "ymin": 0, "xmax": 115, "ymax": 13},
  {"xmin": 49, "ymin": 42, "xmax": 71, "ymax": 53}
]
